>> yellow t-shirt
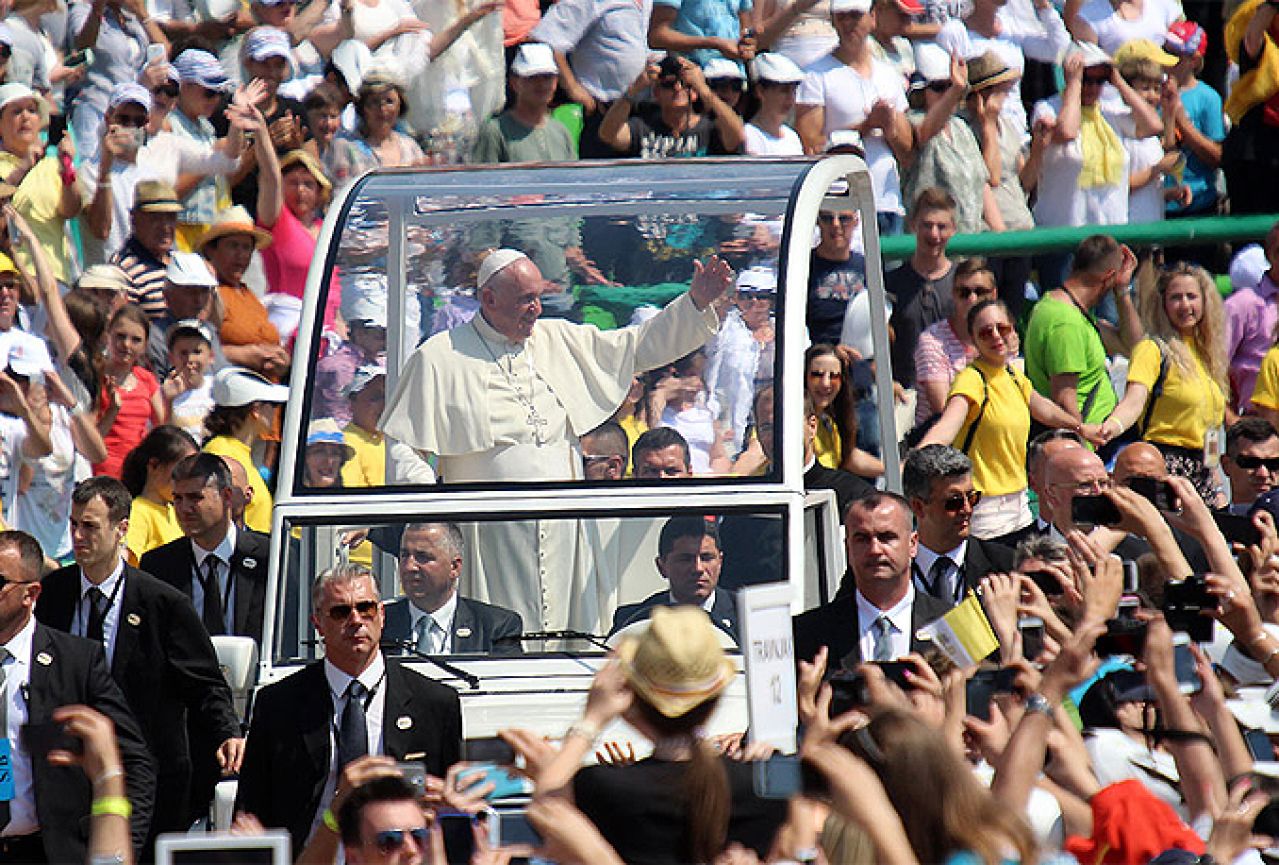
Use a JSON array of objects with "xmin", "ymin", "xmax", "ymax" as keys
[
  {"xmin": 950, "ymin": 359, "xmax": 1034, "ymax": 496},
  {"xmin": 814, "ymin": 413, "xmax": 843, "ymax": 470},
  {"xmin": 618, "ymin": 413, "xmax": 648, "ymax": 477},
  {"xmin": 204, "ymin": 434, "xmax": 272, "ymax": 534},
  {"xmin": 1252, "ymin": 345, "xmax": 1279, "ymax": 413},
  {"xmin": 1126, "ymin": 338, "xmax": 1225, "ymax": 450},
  {"xmin": 125, "ymin": 495, "xmax": 182, "ymax": 566},
  {"xmin": 341, "ymin": 423, "xmax": 386, "ymax": 488}
]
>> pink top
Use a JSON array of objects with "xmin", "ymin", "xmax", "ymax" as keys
[
  {"xmin": 259, "ymin": 206, "xmax": 340, "ymax": 330},
  {"xmin": 94, "ymin": 366, "xmax": 159, "ymax": 479},
  {"xmin": 914, "ymin": 318, "xmax": 976, "ymax": 424},
  {"xmin": 1225, "ymin": 274, "xmax": 1279, "ymax": 413}
]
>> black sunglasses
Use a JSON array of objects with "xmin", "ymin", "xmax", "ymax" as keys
[
  {"xmin": 1235, "ymin": 455, "xmax": 1279, "ymax": 471},
  {"xmin": 373, "ymin": 828, "xmax": 429, "ymax": 854},
  {"xmin": 325, "ymin": 599, "xmax": 379, "ymax": 621},
  {"xmin": 941, "ymin": 490, "xmax": 982, "ymax": 512},
  {"xmin": 152, "ymin": 85, "xmax": 179, "ymax": 98},
  {"xmin": 926, "ymin": 81, "xmax": 951, "ymax": 93},
  {"xmin": 954, "ymin": 286, "xmax": 993, "ymax": 300},
  {"xmin": 818, "ymin": 212, "xmax": 856, "ymax": 225}
]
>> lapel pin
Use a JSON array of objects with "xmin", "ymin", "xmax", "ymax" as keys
[
  {"xmin": 455, "ymin": 627, "xmax": 472, "ymax": 639},
  {"xmin": 36, "ymin": 652, "xmax": 52, "ymax": 666},
  {"xmin": 396, "ymin": 716, "xmax": 413, "ymax": 730},
  {"xmin": 127, "ymin": 613, "xmax": 141, "ymax": 626},
  {"xmin": 404, "ymin": 751, "xmax": 426, "ymax": 761},
  {"xmin": 721, "ymin": 619, "xmax": 732, "ymax": 629},
  {"xmin": 243, "ymin": 558, "xmax": 257, "ymax": 569}
]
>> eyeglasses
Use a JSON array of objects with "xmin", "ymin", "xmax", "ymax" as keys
[
  {"xmin": 0, "ymin": 278, "xmax": 22, "ymax": 293},
  {"xmin": 738, "ymin": 293, "xmax": 772, "ymax": 304},
  {"xmin": 940, "ymin": 490, "xmax": 982, "ymax": 512},
  {"xmin": 325, "ymin": 600, "xmax": 379, "ymax": 621},
  {"xmin": 975, "ymin": 322, "xmax": 1014, "ymax": 341},
  {"xmin": 1053, "ymin": 478, "xmax": 1112, "ymax": 494},
  {"xmin": 926, "ymin": 81, "xmax": 952, "ymax": 93},
  {"xmin": 818, "ymin": 213, "xmax": 856, "ymax": 225},
  {"xmin": 372, "ymin": 828, "xmax": 429, "ymax": 854},
  {"xmin": 152, "ymin": 85, "xmax": 179, "ymax": 99},
  {"xmin": 954, "ymin": 286, "xmax": 994, "ymax": 300},
  {"xmin": 199, "ymin": 86, "xmax": 222, "ymax": 99},
  {"xmin": 582, "ymin": 454, "xmax": 617, "ymax": 465},
  {"xmin": 114, "ymin": 114, "xmax": 148, "ymax": 128},
  {"xmin": 1235, "ymin": 455, "xmax": 1279, "ymax": 472}
]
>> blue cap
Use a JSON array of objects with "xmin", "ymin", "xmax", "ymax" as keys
[
  {"xmin": 173, "ymin": 49, "xmax": 230, "ymax": 91},
  {"xmin": 243, "ymin": 26, "xmax": 293, "ymax": 63}
]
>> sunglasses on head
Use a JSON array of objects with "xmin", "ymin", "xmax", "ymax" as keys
[
  {"xmin": 941, "ymin": 490, "xmax": 982, "ymax": 512},
  {"xmin": 325, "ymin": 599, "xmax": 379, "ymax": 621},
  {"xmin": 372, "ymin": 828, "xmax": 429, "ymax": 854},
  {"xmin": 975, "ymin": 322, "xmax": 1013, "ymax": 341},
  {"xmin": 1235, "ymin": 455, "xmax": 1279, "ymax": 471}
]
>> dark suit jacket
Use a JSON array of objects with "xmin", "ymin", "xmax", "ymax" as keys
[
  {"xmin": 804, "ymin": 463, "xmax": 874, "ymax": 518},
  {"xmin": 140, "ymin": 528, "xmax": 270, "ymax": 644},
  {"xmin": 35, "ymin": 563, "xmax": 242, "ymax": 835},
  {"xmin": 235, "ymin": 658, "xmax": 463, "ymax": 848},
  {"xmin": 382, "ymin": 596, "xmax": 524, "ymax": 656},
  {"xmin": 24, "ymin": 623, "xmax": 156, "ymax": 862},
  {"xmin": 793, "ymin": 588, "xmax": 952, "ymax": 669},
  {"xmin": 912, "ymin": 536, "xmax": 1017, "ymax": 606},
  {"xmin": 609, "ymin": 588, "xmax": 740, "ymax": 641}
]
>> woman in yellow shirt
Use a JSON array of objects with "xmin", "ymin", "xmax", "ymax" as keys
[
  {"xmin": 1099, "ymin": 264, "xmax": 1227, "ymax": 504},
  {"xmin": 923, "ymin": 301, "xmax": 1089, "ymax": 540},
  {"xmin": 121, "ymin": 425, "xmax": 199, "ymax": 565},
  {"xmin": 805, "ymin": 343, "xmax": 883, "ymax": 479},
  {"xmin": 203, "ymin": 367, "xmax": 289, "ymax": 534}
]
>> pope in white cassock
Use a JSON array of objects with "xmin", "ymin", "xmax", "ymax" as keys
[{"xmin": 379, "ymin": 248, "xmax": 734, "ymax": 635}]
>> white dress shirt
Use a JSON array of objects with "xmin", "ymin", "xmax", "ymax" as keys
[
  {"xmin": 191, "ymin": 523, "xmax": 238, "ymax": 634},
  {"xmin": 408, "ymin": 593, "xmax": 458, "ymax": 655},
  {"xmin": 855, "ymin": 586, "xmax": 915, "ymax": 661},
  {"xmin": 73, "ymin": 559, "xmax": 126, "ymax": 666},
  {"xmin": 914, "ymin": 540, "xmax": 968, "ymax": 602},
  {"xmin": 311, "ymin": 653, "xmax": 387, "ymax": 841},
  {"xmin": 1, "ymin": 615, "xmax": 37, "ymax": 837}
]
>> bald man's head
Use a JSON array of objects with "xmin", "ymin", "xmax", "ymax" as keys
[
  {"xmin": 1043, "ymin": 447, "xmax": 1110, "ymax": 531},
  {"xmin": 1112, "ymin": 442, "xmax": 1168, "ymax": 484}
]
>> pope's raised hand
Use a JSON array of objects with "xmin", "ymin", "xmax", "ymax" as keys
[{"xmin": 689, "ymin": 255, "xmax": 735, "ymax": 310}]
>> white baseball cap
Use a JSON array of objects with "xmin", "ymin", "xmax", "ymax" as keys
[
  {"xmin": 510, "ymin": 43, "xmax": 557, "ymax": 77},
  {"xmin": 1230, "ymin": 243, "xmax": 1269, "ymax": 292},
  {"xmin": 830, "ymin": 0, "xmax": 872, "ymax": 13},
  {"xmin": 342, "ymin": 363, "xmax": 386, "ymax": 398},
  {"xmin": 703, "ymin": 58, "xmax": 745, "ymax": 82},
  {"xmin": 212, "ymin": 366, "xmax": 289, "ymax": 406},
  {"xmin": 166, "ymin": 251, "xmax": 218, "ymax": 288},
  {"xmin": 751, "ymin": 53, "xmax": 804, "ymax": 84},
  {"xmin": 346, "ymin": 295, "xmax": 387, "ymax": 329},
  {"xmin": 913, "ymin": 42, "xmax": 951, "ymax": 85},
  {"xmin": 477, "ymin": 249, "xmax": 530, "ymax": 289}
]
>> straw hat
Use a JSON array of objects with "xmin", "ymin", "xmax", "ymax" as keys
[
  {"xmin": 197, "ymin": 205, "xmax": 273, "ymax": 251},
  {"xmin": 968, "ymin": 51, "xmax": 1021, "ymax": 92},
  {"xmin": 615, "ymin": 606, "xmax": 735, "ymax": 718},
  {"xmin": 279, "ymin": 149, "xmax": 331, "ymax": 192},
  {"xmin": 307, "ymin": 418, "xmax": 355, "ymax": 460}
]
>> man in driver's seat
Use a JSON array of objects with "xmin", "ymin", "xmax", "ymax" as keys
[
  {"xmin": 608, "ymin": 516, "xmax": 739, "ymax": 642},
  {"xmin": 382, "ymin": 522, "xmax": 524, "ymax": 656}
]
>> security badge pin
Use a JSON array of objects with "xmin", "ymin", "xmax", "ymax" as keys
[
  {"xmin": 396, "ymin": 716, "xmax": 413, "ymax": 730},
  {"xmin": 36, "ymin": 652, "xmax": 52, "ymax": 666},
  {"xmin": 455, "ymin": 627, "xmax": 472, "ymax": 639},
  {"xmin": 243, "ymin": 558, "xmax": 257, "ymax": 569},
  {"xmin": 127, "ymin": 613, "xmax": 141, "ymax": 626}
]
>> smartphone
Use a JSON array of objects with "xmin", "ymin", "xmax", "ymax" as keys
[
  {"xmin": 1126, "ymin": 476, "xmax": 1180, "ymax": 513},
  {"xmin": 1171, "ymin": 633, "xmax": 1202, "ymax": 695},
  {"xmin": 6, "ymin": 217, "xmax": 19, "ymax": 248},
  {"xmin": 46, "ymin": 115, "xmax": 67, "ymax": 149},
  {"xmin": 464, "ymin": 737, "xmax": 516, "ymax": 765},
  {"xmin": 1095, "ymin": 617, "xmax": 1149, "ymax": 658},
  {"xmin": 1019, "ymin": 616, "xmax": 1045, "ymax": 662},
  {"xmin": 456, "ymin": 763, "xmax": 532, "ymax": 801},
  {"xmin": 1244, "ymin": 728, "xmax": 1275, "ymax": 762},
  {"xmin": 828, "ymin": 661, "xmax": 913, "ymax": 716},
  {"xmin": 1255, "ymin": 799, "xmax": 1279, "ymax": 838},
  {"xmin": 1212, "ymin": 511, "xmax": 1263, "ymax": 548},
  {"xmin": 492, "ymin": 807, "xmax": 543, "ymax": 847},
  {"xmin": 1024, "ymin": 570, "xmax": 1063, "ymax": 597},
  {"xmin": 965, "ymin": 667, "xmax": 1018, "ymax": 721},
  {"xmin": 751, "ymin": 753, "xmax": 828, "ymax": 800},
  {"xmin": 1123, "ymin": 561, "xmax": 1139, "ymax": 595},
  {"xmin": 146, "ymin": 43, "xmax": 167, "ymax": 66},
  {"xmin": 20, "ymin": 721, "xmax": 82, "ymax": 758},
  {"xmin": 63, "ymin": 48, "xmax": 92, "ymax": 68},
  {"xmin": 1163, "ymin": 574, "xmax": 1219, "ymax": 642},
  {"xmin": 1072, "ymin": 494, "xmax": 1123, "ymax": 527},
  {"xmin": 396, "ymin": 760, "xmax": 427, "ymax": 799},
  {"xmin": 438, "ymin": 810, "xmax": 478, "ymax": 865}
]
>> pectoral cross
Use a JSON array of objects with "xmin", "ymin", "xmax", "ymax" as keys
[{"xmin": 527, "ymin": 407, "xmax": 549, "ymax": 446}]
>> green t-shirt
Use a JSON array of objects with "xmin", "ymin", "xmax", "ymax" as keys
[
  {"xmin": 471, "ymin": 112, "xmax": 577, "ymax": 164},
  {"xmin": 1024, "ymin": 295, "xmax": 1116, "ymax": 424}
]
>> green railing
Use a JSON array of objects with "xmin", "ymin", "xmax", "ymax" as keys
[{"xmin": 878, "ymin": 213, "xmax": 1279, "ymax": 259}]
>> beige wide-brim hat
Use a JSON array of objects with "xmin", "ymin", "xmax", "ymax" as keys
[
  {"xmin": 197, "ymin": 205, "xmax": 273, "ymax": 251},
  {"xmin": 615, "ymin": 606, "xmax": 736, "ymax": 718}
]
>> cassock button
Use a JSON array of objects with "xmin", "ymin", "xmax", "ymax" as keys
[
  {"xmin": 127, "ymin": 613, "xmax": 141, "ymax": 627},
  {"xmin": 243, "ymin": 558, "xmax": 257, "ymax": 568},
  {"xmin": 456, "ymin": 627, "xmax": 472, "ymax": 638},
  {"xmin": 36, "ymin": 652, "xmax": 52, "ymax": 666},
  {"xmin": 396, "ymin": 716, "xmax": 413, "ymax": 730}
]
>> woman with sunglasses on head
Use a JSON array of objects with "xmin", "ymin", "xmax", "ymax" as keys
[
  {"xmin": 1100, "ymin": 262, "xmax": 1227, "ymax": 505},
  {"xmin": 806, "ymin": 342, "xmax": 883, "ymax": 479},
  {"xmin": 913, "ymin": 257, "xmax": 998, "ymax": 428},
  {"xmin": 922, "ymin": 299, "xmax": 1093, "ymax": 540}
]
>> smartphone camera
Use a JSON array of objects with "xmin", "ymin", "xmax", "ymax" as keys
[
  {"xmin": 1072, "ymin": 494, "xmax": 1123, "ymax": 527},
  {"xmin": 1162, "ymin": 574, "xmax": 1218, "ymax": 642},
  {"xmin": 965, "ymin": 667, "xmax": 1018, "ymax": 721},
  {"xmin": 1094, "ymin": 616, "xmax": 1149, "ymax": 658}
]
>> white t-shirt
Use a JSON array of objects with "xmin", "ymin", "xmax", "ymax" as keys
[
  {"xmin": 1030, "ymin": 95, "xmax": 1130, "ymax": 227},
  {"xmin": 170, "ymin": 379, "xmax": 215, "ymax": 441},
  {"xmin": 1080, "ymin": 0, "xmax": 1182, "ymax": 55},
  {"xmin": 744, "ymin": 122, "xmax": 804, "ymax": 155},
  {"xmin": 0, "ymin": 413, "xmax": 27, "ymax": 524},
  {"xmin": 13, "ymin": 404, "xmax": 86, "ymax": 560},
  {"xmin": 798, "ymin": 51, "xmax": 909, "ymax": 214},
  {"xmin": 1124, "ymin": 133, "xmax": 1166, "ymax": 224}
]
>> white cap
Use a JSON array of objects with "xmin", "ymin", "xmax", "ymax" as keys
[
  {"xmin": 702, "ymin": 58, "xmax": 745, "ymax": 82},
  {"xmin": 346, "ymin": 294, "xmax": 387, "ymax": 329},
  {"xmin": 0, "ymin": 83, "xmax": 45, "ymax": 122},
  {"xmin": 826, "ymin": 128, "xmax": 864, "ymax": 151},
  {"xmin": 830, "ymin": 0, "xmax": 872, "ymax": 13},
  {"xmin": 751, "ymin": 53, "xmax": 803, "ymax": 84},
  {"xmin": 510, "ymin": 43, "xmax": 557, "ymax": 77},
  {"xmin": 477, "ymin": 249, "xmax": 530, "ymax": 289},
  {"xmin": 167, "ymin": 318, "xmax": 215, "ymax": 348},
  {"xmin": 166, "ymin": 251, "xmax": 218, "ymax": 288},
  {"xmin": 211, "ymin": 366, "xmax": 289, "ymax": 406},
  {"xmin": 1070, "ymin": 39, "xmax": 1112, "ymax": 68},
  {"xmin": 342, "ymin": 363, "xmax": 386, "ymax": 398},
  {"xmin": 1230, "ymin": 243, "xmax": 1269, "ymax": 292},
  {"xmin": 736, "ymin": 266, "xmax": 777, "ymax": 293},
  {"xmin": 914, "ymin": 42, "xmax": 951, "ymax": 85}
]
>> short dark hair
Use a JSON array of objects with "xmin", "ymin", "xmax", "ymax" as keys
[
  {"xmin": 1227, "ymin": 417, "xmax": 1279, "ymax": 456},
  {"xmin": 953, "ymin": 257, "xmax": 995, "ymax": 287},
  {"xmin": 582, "ymin": 421, "xmax": 629, "ymax": 461},
  {"xmin": 901, "ymin": 445, "xmax": 972, "ymax": 501},
  {"xmin": 911, "ymin": 187, "xmax": 957, "ymax": 219},
  {"xmin": 658, "ymin": 515, "xmax": 720, "ymax": 558},
  {"xmin": 336, "ymin": 774, "xmax": 420, "ymax": 848},
  {"xmin": 633, "ymin": 427, "xmax": 691, "ymax": 470},
  {"xmin": 1071, "ymin": 235, "xmax": 1121, "ymax": 277},
  {"xmin": 845, "ymin": 490, "xmax": 912, "ymax": 524},
  {"xmin": 72, "ymin": 477, "xmax": 131, "ymax": 523},
  {"xmin": 304, "ymin": 81, "xmax": 346, "ymax": 112},
  {"xmin": 0, "ymin": 529, "xmax": 44, "ymax": 579},
  {"xmin": 171, "ymin": 452, "xmax": 232, "ymax": 491},
  {"xmin": 120, "ymin": 425, "xmax": 198, "ymax": 498}
]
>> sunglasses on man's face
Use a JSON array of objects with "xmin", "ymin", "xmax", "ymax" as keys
[
  {"xmin": 940, "ymin": 489, "xmax": 982, "ymax": 512},
  {"xmin": 1235, "ymin": 455, "xmax": 1279, "ymax": 472},
  {"xmin": 325, "ymin": 599, "xmax": 379, "ymax": 621},
  {"xmin": 152, "ymin": 85, "xmax": 179, "ymax": 99},
  {"xmin": 926, "ymin": 81, "xmax": 952, "ymax": 93},
  {"xmin": 818, "ymin": 212, "xmax": 856, "ymax": 225},
  {"xmin": 372, "ymin": 828, "xmax": 429, "ymax": 855},
  {"xmin": 954, "ymin": 285, "xmax": 993, "ymax": 300}
]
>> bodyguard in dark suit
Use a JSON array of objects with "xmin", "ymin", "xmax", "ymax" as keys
[
  {"xmin": 379, "ymin": 522, "xmax": 523, "ymax": 656},
  {"xmin": 34, "ymin": 478, "xmax": 243, "ymax": 843},
  {"xmin": 0, "ymin": 529, "xmax": 155, "ymax": 864},
  {"xmin": 140, "ymin": 453, "xmax": 268, "ymax": 644},
  {"xmin": 902, "ymin": 446, "xmax": 1015, "ymax": 608},
  {"xmin": 794, "ymin": 492, "xmax": 950, "ymax": 668},
  {"xmin": 236, "ymin": 563, "xmax": 463, "ymax": 850},
  {"xmin": 609, "ymin": 516, "xmax": 740, "ymax": 641}
]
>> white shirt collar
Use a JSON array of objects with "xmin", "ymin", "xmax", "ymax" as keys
[
  {"xmin": 855, "ymin": 584, "xmax": 914, "ymax": 637},
  {"xmin": 669, "ymin": 591, "xmax": 716, "ymax": 613},
  {"xmin": 915, "ymin": 539, "xmax": 966, "ymax": 581},
  {"xmin": 324, "ymin": 650, "xmax": 386, "ymax": 702},
  {"xmin": 80, "ymin": 558, "xmax": 126, "ymax": 598},
  {"xmin": 409, "ymin": 592, "xmax": 458, "ymax": 637},
  {"xmin": 2, "ymin": 613, "xmax": 36, "ymax": 663},
  {"xmin": 193, "ymin": 522, "xmax": 237, "ymax": 566},
  {"xmin": 473, "ymin": 310, "xmax": 524, "ymax": 350}
]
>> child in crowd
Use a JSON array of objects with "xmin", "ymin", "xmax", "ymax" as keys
[
  {"xmin": 1114, "ymin": 42, "xmax": 1190, "ymax": 224},
  {"xmin": 314, "ymin": 297, "xmax": 387, "ymax": 425},
  {"xmin": 1163, "ymin": 21, "xmax": 1225, "ymax": 217},
  {"xmin": 162, "ymin": 320, "xmax": 217, "ymax": 442},
  {"xmin": 341, "ymin": 364, "xmax": 387, "ymax": 488}
]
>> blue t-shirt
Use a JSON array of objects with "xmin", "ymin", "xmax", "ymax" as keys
[
  {"xmin": 653, "ymin": 0, "xmax": 752, "ymax": 67},
  {"xmin": 1166, "ymin": 80, "xmax": 1225, "ymax": 215}
]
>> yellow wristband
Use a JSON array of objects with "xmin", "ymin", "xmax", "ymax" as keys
[
  {"xmin": 322, "ymin": 808, "xmax": 339, "ymax": 833},
  {"xmin": 91, "ymin": 796, "xmax": 132, "ymax": 819}
]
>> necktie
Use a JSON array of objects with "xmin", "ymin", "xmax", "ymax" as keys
[
  {"xmin": 871, "ymin": 615, "xmax": 894, "ymax": 662},
  {"xmin": 0, "ymin": 647, "xmax": 10, "ymax": 831},
  {"xmin": 85, "ymin": 587, "xmax": 109, "ymax": 644},
  {"xmin": 412, "ymin": 617, "xmax": 430, "ymax": 654},
  {"xmin": 200, "ymin": 556, "xmax": 226, "ymax": 635},
  {"xmin": 430, "ymin": 619, "xmax": 446, "ymax": 655},
  {"xmin": 337, "ymin": 680, "xmax": 369, "ymax": 770},
  {"xmin": 927, "ymin": 556, "xmax": 954, "ymax": 601}
]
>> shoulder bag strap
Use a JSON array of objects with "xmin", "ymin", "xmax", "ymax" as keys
[{"xmin": 960, "ymin": 365, "xmax": 990, "ymax": 454}]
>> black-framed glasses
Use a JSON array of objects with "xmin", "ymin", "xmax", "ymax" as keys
[
  {"xmin": 926, "ymin": 81, "xmax": 952, "ymax": 93},
  {"xmin": 1235, "ymin": 455, "xmax": 1279, "ymax": 472},
  {"xmin": 372, "ymin": 828, "xmax": 429, "ymax": 854},
  {"xmin": 0, "ymin": 278, "xmax": 22, "ymax": 292},
  {"xmin": 940, "ymin": 490, "xmax": 982, "ymax": 512},
  {"xmin": 152, "ymin": 84, "xmax": 179, "ymax": 99},
  {"xmin": 325, "ymin": 600, "xmax": 379, "ymax": 621}
]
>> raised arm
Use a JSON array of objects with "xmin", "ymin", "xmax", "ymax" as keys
[{"xmin": 429, "ymin": 1, "xmax": 502, "ymax": 59}]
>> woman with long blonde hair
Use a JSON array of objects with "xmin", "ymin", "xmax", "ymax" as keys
[{"xmin": 1099, "ymin": 262, "xmax": 1227, "ymax": 503}]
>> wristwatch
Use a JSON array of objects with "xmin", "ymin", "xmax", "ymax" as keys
[{"xmin": 1024, "ymin": 692, "xmax": 1055, "ymax": 719}]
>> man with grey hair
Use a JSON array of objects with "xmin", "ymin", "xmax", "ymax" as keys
[
  {"xmin": 236, "ymin": 564, "xmax": 462, "ymax": 849},
  {"xmin": 902, "ymin": 444, "xmax": 1015, "ymax": 608},
  {"xmin": 382, "ymin": 522, "xmax": 524, "ymax": 656},
  {"xmin": 1026, "ymin": 429, "xmax": 1085, "ymax": 535}
]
